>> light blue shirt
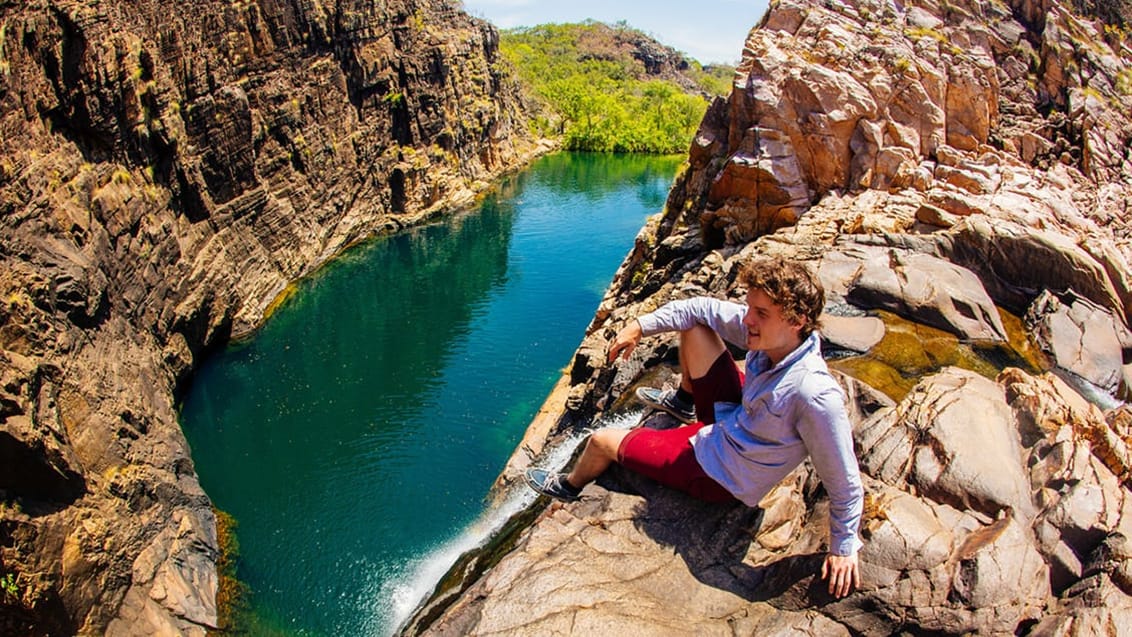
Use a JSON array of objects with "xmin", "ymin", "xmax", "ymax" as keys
[{"xmin": 638, "ymin": 297, "xmax": 864, "ymax": 556}]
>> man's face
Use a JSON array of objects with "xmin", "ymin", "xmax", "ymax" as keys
[{"xmin": 743, "ymin": 288, "xmax": 805, "ymax": 364}]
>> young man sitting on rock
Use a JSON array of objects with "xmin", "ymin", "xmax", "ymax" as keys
[{"xmin": 525, "ymin": 255, "xmax": 864, "ymax": 598}]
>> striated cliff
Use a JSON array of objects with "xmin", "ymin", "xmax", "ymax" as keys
[
  {"xmin": 0, "ymin": 0, "xmax": 544, "ymax": 633},
  {"xmin": 413, "ymin": 0, "xmax": 1132, "ymax": 633}
]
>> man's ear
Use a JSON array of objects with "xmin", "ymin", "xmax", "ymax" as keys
[{"xmin": 788, "ymin": 316, "xmax": 806, "ymax": 336}]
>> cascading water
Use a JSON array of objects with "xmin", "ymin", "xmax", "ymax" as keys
[{"xmin": 388, "ymin": 410, "xmax": 644, "ymax": 632}]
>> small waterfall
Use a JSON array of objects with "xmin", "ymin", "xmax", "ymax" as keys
[{"xmin": 387, "ymin": 410, "xmax": 644, "ymax": 634}]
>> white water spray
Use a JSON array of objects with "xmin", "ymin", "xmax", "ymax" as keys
[{"xmin": 383, "ymin": 410, "xmax": 644, "ymax": 635}]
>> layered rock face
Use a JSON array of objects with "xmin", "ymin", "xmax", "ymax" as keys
[
  {"xmin": 0, "ymin": 0, "xmax": 541, "ymax": 633},
  {"xmin": 416, "ymin": 0, "xmax": 1132, "ymax": 633}
]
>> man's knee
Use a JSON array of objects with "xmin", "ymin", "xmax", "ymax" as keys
[
  {"xmin": 588, "ymin": 428, "xmax": 629, "ymax": 460},
  {"xmin": 679, "ymin": 324, "xmax": 727, "ymax": 379}
]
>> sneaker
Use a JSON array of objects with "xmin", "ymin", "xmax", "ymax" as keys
[
  {"xmin": 524, "ymin": 468, "xmax": 582, "ymax": 501},
  {"xmin": 635, "ymin": 387, "xmax": 696, "ymax": 423}
]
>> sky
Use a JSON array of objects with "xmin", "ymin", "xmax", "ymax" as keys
[{"xmin": 459, "ymin": 0, "xmax": 771, "ymax": 65}]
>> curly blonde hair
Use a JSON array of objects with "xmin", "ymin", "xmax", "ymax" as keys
[{"xmin": 739, "ymin": 256, "xmax": 825, "ymax": 338}]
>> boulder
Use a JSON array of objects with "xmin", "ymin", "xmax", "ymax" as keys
[
  {"xmin": 856, "ymin": 368, "xmax": 1033, "ymax": 520},
  {"xmin": 1000, "ymin": 369, "xmax": 1132, "ymax": 576},
  {"xmin": 943, "ymin": 218, "xmax": 1128, "ymax": 325},
  {"xmin": 1030, "ymin": 533, "xmax": 1132, "ymax": 636},
  {"xmin": 705, "ymin": 133, "xmax": 812, "ymax": 242},
  {"xmin": 837, "ymin": 484, "xmax": 1048, "ymax": 635},
  {"xmin": 1025, "ymin": 290, "xmax": 1131, "ymax": 399},
  {"xmin": 845, "ymin": 250, "xmax": 1007, "ymax": 342},
  {"xmin": 820, "ymin": 314, "xmax": 885, "ymax": 353}
]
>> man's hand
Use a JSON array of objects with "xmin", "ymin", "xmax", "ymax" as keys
[
  {"xmin": 607, "ymin": 321, "xmax": 643, "ymax": 362},
  {"xmin": 821, "ymin": 552, "xmax": 859, "ymax": 598}
]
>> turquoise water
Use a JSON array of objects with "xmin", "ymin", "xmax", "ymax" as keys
[{"xmin": 179, "ymin": 152, "xmax": 683, "ymax": 635}]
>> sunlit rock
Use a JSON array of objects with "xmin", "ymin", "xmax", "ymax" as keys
[
  {"xmin": 845, "ymin": 250, "xmax": 1007, "ymax": 342},
  {"xmin": 1026, "ymin": 290, "xmax": 1132, "ymax": 399}
]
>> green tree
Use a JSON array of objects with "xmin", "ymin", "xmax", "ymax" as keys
[{"xmin": 499, "ymin": 21, "xmax": 732, "ymax": 154}]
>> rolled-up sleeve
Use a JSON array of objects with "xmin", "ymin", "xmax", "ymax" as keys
[
  {"xmin": 637, "ymin": 297, "xmax": 748, "ymax": 348},
  {"xmin": 795, "ymin": 385, "xmax": 864, "ymax": 556}
]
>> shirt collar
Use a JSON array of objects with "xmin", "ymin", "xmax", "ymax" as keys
[{"xmin": 750, "ymin": 330, "xmax": 821, "ymax": 374}]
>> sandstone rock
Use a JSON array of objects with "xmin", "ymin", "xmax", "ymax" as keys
[
  {"xmin": 998, "ymin": 368, "xmax": 1102, "ymax": 448},
  {"xmin": 432, "ymin": 0, "xmax": 1132, "ymax": 631},
  {"xmin": 945, "ymin": 515, "xmax": 1049, "ymax": 624},
  {"xmin": 942, "ymin": 217, "xmax": 1129, "ymax": 324},
  {"xmin": 705, "ymin": 134, "xmax": 811, "ymax": 242},
  {"xmin": 1029, "ymin": 576, "xmax": 1132, "ymax": 637},
  {"xmin": 837, "ymin": 484, "xmax": 1049, "ymax": 635},
  {"xmin": 914, "ymin": 202, "xmax": 961, "ymax": 228},
  {"xmin": 845, "ymin": 250, "xmax": 1007, "ymax": 342},
  {"xmin": 23, "ymin": 0, "xmax": 1114, "ymax": 631},
  {"xmin": 856, "ymin": 367, "xmax": 1033, "ymax": 520},
  {"xmin": 820, "ymin": 314, "xmax": 885, "ymax": 353},
  {"xmin": 944, "ymin": 56, "xmax": 999, "ymax": 151},
  {"xmin": 1025, "ymin": 290, "xmax": 1131, "ymax": 398},
  {"xmin": 1000, "ymin": 368, "xmax": 1132, "ymax": 594},
  {"xmin": 0, "ymin": 415, "xmax": 86, "ymax": 504},
  {"xmin": 465, "ymin": 0, "xmax": 1132, "ymax": 631},
  {"xmin": 417, "ymin": 484, "xmax": 810, "ymax": 636}
]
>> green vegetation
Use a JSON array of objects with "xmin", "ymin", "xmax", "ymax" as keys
[
  {"xmin": 213, "ymin": 509, "xmax": 249, "ymax": 634},
  {"xmin": 499, "ymin": 21, "xmax": 733, "ymax": 154},
  {"xmin": 686, "ymin": 61, "xmax": 734, "ymax": 96},
  {"xmin": 1117, "ymin": 68, "xmax": 1132, "ymax": 95},
  {"xmin": 1, "ymin": 571, "xmax": 18, "ymax": 601}
]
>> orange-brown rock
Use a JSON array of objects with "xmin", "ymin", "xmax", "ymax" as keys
[{"xmin": 0, "ymin": 0, "xmax": 544, "ymax": 633}]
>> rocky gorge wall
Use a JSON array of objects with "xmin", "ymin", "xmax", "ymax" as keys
[
  {"xmin": 413, "ymin": 0, "xmax": 1132, "ymax": 633},
  {"xmin": 0, "ymin": 0, "xmax": 544, "ymax": 633}
]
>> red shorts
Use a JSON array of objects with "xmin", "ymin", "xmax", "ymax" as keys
[{"xmin": 617, "ymin": 351, "xmax": 744, "ymax": 503}]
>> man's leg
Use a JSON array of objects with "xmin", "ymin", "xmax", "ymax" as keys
[
  {"xmin": 534, "ymin": 326, "xmax": 734, "ymax": 498},
  {"xmin": 639, "ymin": 324, "xmax": 732, "ymax": 423},
  {"xmin": 565, "ymin": 428, "xmax": 631, "ymax": 489},
  {"xmin": 677, "ymin": 324, "xmax": 728, "ymax": 392},
  {"xmin": 677, "ymin": 324, "xmax": 744, "ymax": 424},
  {"xmin": 526, "ymin": 428, "xmax": 630, "ymax": 500},
  {"xmin": 557, "ymin": 424, "xmax": 733, "ymax": 503}
]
